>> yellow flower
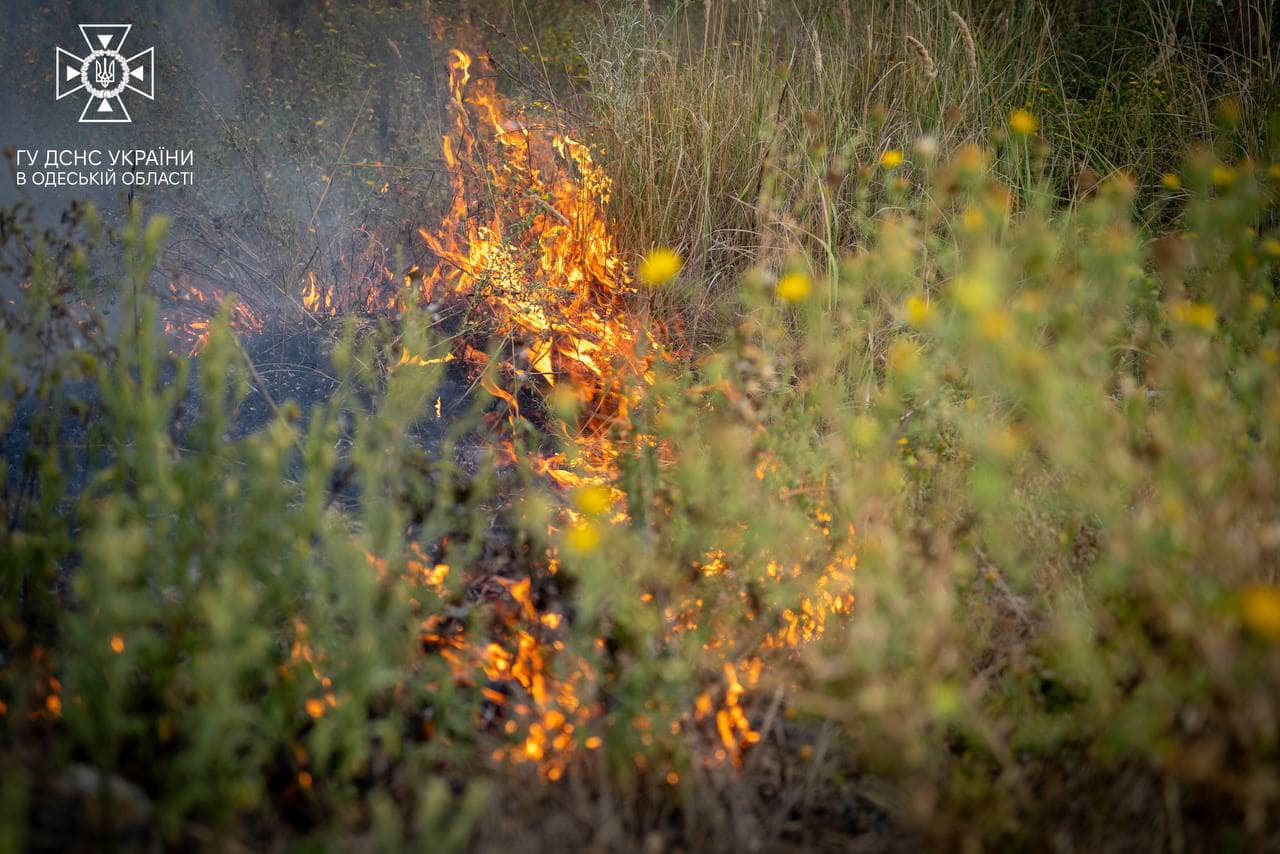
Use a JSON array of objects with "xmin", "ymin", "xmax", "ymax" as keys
[
  {"xmin": 637, "ymin": 248, "xmax": 682, "ymax": 286},
  {"xmin": 904, "ymin": 295, "xmax": 933, "ymax": 327},
  {"xmin": 960, "ymin": 206, "xmax": 986, "ymax": 233},
  {"xmin": 950, "ymin": 144, "xmax": 990, "ymax": 179},
  {"xmin": 1008, "ymin": 109, "xmax": 1038, "ymax": 136},
  {"xmin": 1240, "ymin": 585, "xmax": 1280, "ymax": 642},
  {"xmin": 886, "ymin": 340, "xmax": 920, "ymax": 374},
  {"xmin": 953, "ymin": 270, "xmax": 997, "ymax": 312},
  {"xmin": 1161, "ymin": 173, "xmax": 1181, "ymax": 190},
  {"xmin": 879, "ymin": 149, "xmax": 904, "ymax": 169},
  {"xmin": 776, "ymin": 271, "xmax": 812, "ymax": 303},
  {"xmin": 1169, "ymin": 300, "xmax": 1216, "ymax": 332},
  {"xmin": 978, "ymin": 309, "xmax": 1010, "ymax": 340},
  {"xmin": 574, "ymin": 484, "xmax": 613, "ymax": 517},
  {"xmin": 1211, "ymin": 165, "xmax": 1235, "ymax": 188},
  {"xmin": 1261, "ymin": 238, "xmax": 1280, "ymax": 258},
  {"xmin": 306, "ymin": 698, "xmax": 326, "ymax": 719},
  {"xmin": 565, "ymin": 520, "xmax": 601, "ymax": 553}
]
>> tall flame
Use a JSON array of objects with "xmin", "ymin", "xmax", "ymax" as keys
[
  {"xmin": 407, "ymin": 46, "xmax": 855, "ymax": 775},
  {"xmin": 161, "ymin": 40, "xmax": 856, "ymax": 780},
  {"xmin": 418, "ymin": 48, "xmax": 658, "ymax": 487}
]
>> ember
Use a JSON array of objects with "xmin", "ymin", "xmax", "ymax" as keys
[{"xmin": 163, "ymin": 274, "xmax": 263, "ymax": 356}]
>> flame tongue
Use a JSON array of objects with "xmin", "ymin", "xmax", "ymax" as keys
[
  {"xmin": 400, "ymin": 46, "xmax": 670, "ymax": 777},
  {"xmin": 168, "ymin": 41, "xmax": 856, "ymax": 780},
  {"xmin": 414, "ymin": 49, "xmax": 859, "ymax": 775},
  {"xmin": 163, "ymin": 274, "xmax": 264, "ymax": 356},
  {"xmin": 421, "ymin": 48, "xmax": 655, "ymax": 484}
]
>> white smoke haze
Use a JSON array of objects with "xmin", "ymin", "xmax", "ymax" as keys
[{"xmin": 1, "ymin": 0, "xmax": 463, "ymax": 333}]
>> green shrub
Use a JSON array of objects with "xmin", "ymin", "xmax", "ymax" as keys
[
  {"xmin": 593, "ymin": 116, "xmax": 1280, "ymax": 847},
  {"xmin": 0, "ymin": 208, "xmax": 491, "ymax": 849}
]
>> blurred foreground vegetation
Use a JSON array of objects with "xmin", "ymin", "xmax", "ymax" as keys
[{"xmin": 3, "ymin": 0, "xmax": 1280, "ymax": 850}]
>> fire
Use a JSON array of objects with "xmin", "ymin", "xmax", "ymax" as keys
[
  {"xmin": 154, "ymin": 37, "xmax": 856, "ymax": 781},
  {"xmin": 417, "ymin": 47, "xmax": 658, "ymax": 488},
  {"xmin": 162, "ymin": 274, "xmax": 264, "ymax": 356},
  {"xmin": 392, "ymin": 47, "xmax": 662, "ymax": 776},
  {"xmin": 400, "ymin": 45, "xmax": 857, "ymax": 775}
]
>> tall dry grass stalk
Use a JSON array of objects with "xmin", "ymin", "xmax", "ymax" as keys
[
  {"xmin": 905, "ymin": 35, "xmax": 937, "ymax": 80},
  {"xmin": 950, "ymin": 9, "xmax": 978, "ymax": 80},
  {"xmin": 580, "ymin": 1, "xmax": 1056, "ymax": 339},
  {"xmin": 579, "ymin": 0, "xmax": 1265, "ymax": 341}
]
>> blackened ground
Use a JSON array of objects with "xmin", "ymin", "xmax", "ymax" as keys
[{"xmin": 1, "ymin": 313, "xmax": 478, "ymax": 515}]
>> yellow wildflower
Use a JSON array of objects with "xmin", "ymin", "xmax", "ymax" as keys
[
  {"xmin": 1210, "ymin": 165, "xmax": 1235, "ymax": 188},
  {"xmin": 960, "ymin": 206, "xmax": 986, "ymax": 233},
  {"xmin": 953, "ymin": 270, "xmax": 997, "ymax": 312},
  {"xmin": 952, "ymin": 144, "xmax": 989, "ymax": 175},
  {"xmin": 776, "ymin": 271, "xmax": 812, "ymax": 303},
  {"xmin": 979, "ymin": 309, "xmax": 1011, "ymax": 340},
  {"xmin": 574, "ymin": 484, "xmax": 613, "ymax": 517},
  {"xmin": 1261, "ymin": 238, "xmax": 1280, "ymax": 258},
  {"xmin": 1161, "ymin": 173, "xmax": 1181, "ymax": 190},
  {"xmin": 565, "ymin": 520, "xmax": 601, "ymax": 553},
  {"xmin": 1008, "ymin": 109, "xmax": 1038, "ymax": 136},
  {"xmin": 905, "ymin": 296, "xmax": 933, "ymax": 327},
  {"xmin": 887, "ymin": 339, "xmax": 920, "ymax": 374},
  {"xmin": 637, "ymin": 248, "xmax": 682, "ymax": 286},
  {"xmin": 1169, "ymin": 300, "xmax": 1216, "ymax": 332},
  {"xmin": 1240, "ymin": 585, "xmax": 1280, "ymax": 642},
  {"xmin": 879, "ymin": 149, "xmax": 904, "ymax": 169}
]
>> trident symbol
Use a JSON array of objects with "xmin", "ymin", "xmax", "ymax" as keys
[
  {"xmin": 94, "ymin": 57, "xmax": 116, "ymax": 88},
  {"xmin": 56, "ymin": 24, "xmax": 156, "ymax": 123}
]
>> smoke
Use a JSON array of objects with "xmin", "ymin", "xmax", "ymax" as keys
[{"xmin": 0, "ymin": 0, "xmax": 453, "ymax": 330}]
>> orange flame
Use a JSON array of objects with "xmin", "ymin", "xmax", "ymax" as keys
[
  {"xmin": 163, "ymin": 275, "xmax": 264, "ymax": 356},
  {"xmin": 158, "ymin": 38, "xmax": 857, "ymax": 780},
  {"xmin": 418, "ymin": 48, "xmax": 659, "ymax": 489}
]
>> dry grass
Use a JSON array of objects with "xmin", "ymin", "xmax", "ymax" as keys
[{"xmin": 581, "ymin": 0, "xmax": 1268, "ymax": 341}]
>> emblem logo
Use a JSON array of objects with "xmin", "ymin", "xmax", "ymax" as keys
[{"xmin": 56, "ymin": 24, "xmax": 154, "ymax": 123}]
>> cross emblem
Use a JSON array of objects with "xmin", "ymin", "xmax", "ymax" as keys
[{"xmin": 56, "ymin": 24, "xmax": 154, "ymax": 123}]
